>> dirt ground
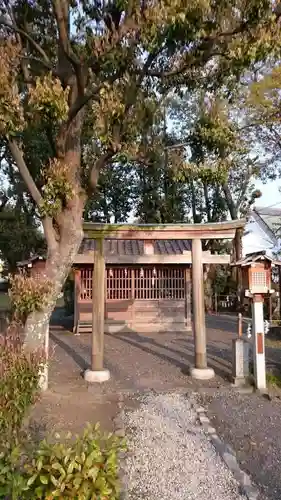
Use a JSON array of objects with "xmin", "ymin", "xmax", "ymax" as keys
[
  {"xmin": 30, "ymin": 319, "xmax": 232, "ymax": 438},
  {"xmin": 28, "ymin": 313, "xmax": 281, "ymax": 500},
  {"xmin": 30, "ymin": 314, "xmax": 281, "ymax": 437}
]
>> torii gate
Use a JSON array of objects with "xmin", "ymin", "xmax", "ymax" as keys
[{"xmin": 83, "ymin": 220, "xmax": 245, "ymax": 382}]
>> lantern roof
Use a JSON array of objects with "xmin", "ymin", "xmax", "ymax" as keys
[{"xmin": 232, "ymin": 251, "xmax": 281, "ymax": 267}]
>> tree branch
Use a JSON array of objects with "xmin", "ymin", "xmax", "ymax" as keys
[
  {"xmin": 222, "ymin": 182, "xmax": 238, "ymax": 220},
  {"xmin": 20, "ymin": 55, "xmax": 54, "ymax": 72},
  {"xmin": 0, "ymin": 17, "xmax": 52, "ymax": 65},
  {"xmin": 91, "ymin": 151, "xmax": 115, "ymax": 188},
  {"xmin": 8, "ymin": 139, "xmax": 42, "ymax": 206},
  {"xmin": 8, "ymin": 139, "xmax": 58, "ymax": 252},
  {"xmin": 52, "ymin": 0, "xmax": 85, "ymax": 97},
  {"xmin": 235, "ymin": 166, "xmax": 255, "ymax": 211},
  {"xmin": 66, "ymin": 68, "xmax": 124, "ymax": 127}
]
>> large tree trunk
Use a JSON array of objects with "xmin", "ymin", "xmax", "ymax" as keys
[{"xmin": 24, "ymin": 198, "xmax": 84, "ymax": 351}]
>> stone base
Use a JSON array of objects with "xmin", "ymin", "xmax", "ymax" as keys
[
  {"xmin": 84, "ymin": 369, "xmax": 110, "ymax": 383},
  {"xmin": 232, "ymin": 376, "xmax": 247, "ymax": 388},
  {"xmin": 190, "ymin": 367, "xmax": 215, "ymax": 380},
  {"xmin": 39, "ymin": 364, "xmax": 48, "ymax": 391}
]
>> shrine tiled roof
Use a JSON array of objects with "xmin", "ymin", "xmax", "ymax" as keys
[{"xmin": 79, "ymin": 238, "xmax": 191, "ymax": 256}]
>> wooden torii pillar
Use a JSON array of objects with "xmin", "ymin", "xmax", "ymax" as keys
[
  {"xmin": 84, "ymin": 237, "xmax": 109, "ymax": 383},
  {"xmin": 191, "ymin": 239, "xmax": 212, "ymax": 379},
  {"xmin": 83, "ymin": 220, "xmax": 245, "ymax": 382}
]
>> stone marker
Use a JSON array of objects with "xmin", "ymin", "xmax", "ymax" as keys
[{"xmin": 232, "ymin": 338, "xmax": 250, "ymax": 387}]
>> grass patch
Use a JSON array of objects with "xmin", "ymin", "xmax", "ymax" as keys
[
  {"xmin": 0, "ymin": 293, "xmax": 10, "ymax": 311},
  {"xmin": 265, "ymin": 338, "xmax": 281, "ymax": 349},
  {"xmin": 266, "ymin": 372, "xmax": 281, "ymax": 388}
]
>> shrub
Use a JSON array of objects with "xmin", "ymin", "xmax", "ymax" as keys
[
  {"xmin": 0, "ymin": 324, "xmax": 42, "ymax": 442},
  {"xmin": 9, "ymin": 273, "xmax": 53, "ymax": 323},
  {"xmin": 0, "ymin": 424, "xmax": 126, "ymax": 499}
]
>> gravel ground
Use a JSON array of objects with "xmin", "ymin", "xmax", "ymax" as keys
[
  {"xmin": 200, "ymin": 390, "xmax": 281, "ymax": 500},
  {"xmin": 123, "ymin": 392, "xmax": 246, "ymax": 500}
]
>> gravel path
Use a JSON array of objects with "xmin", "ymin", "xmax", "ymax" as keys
[{"xmin": 123, "ymin": 392, "xmax": 246, "ymax": 500}]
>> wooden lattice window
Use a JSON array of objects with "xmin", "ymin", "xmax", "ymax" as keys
[
  {"xmin": 80, "ymin": 268, "xmax": 93, "ymax": 300},
  {"xmin": 80, "ymin": 266, "xmax": 185, "ymax": 301},
  {"xmin": 134, "ymin": 267, "xmax": 184, "ymax": 300},
  {"xmin": 107, "ymin": 268, "xmax": 132, "ymax": 300}
]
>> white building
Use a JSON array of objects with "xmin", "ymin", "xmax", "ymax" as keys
[{"xmin": 242, "ymin": 207, "xmax": 281, "ymax": 258}]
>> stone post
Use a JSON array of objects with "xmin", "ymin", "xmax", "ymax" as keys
[
  {"xmin": 252, "ymin": 294, "xmax": 266, "ymax": 391},
  {"xmin": 232, "ymin": 338, "xmax": 250, "ymax": 387}
]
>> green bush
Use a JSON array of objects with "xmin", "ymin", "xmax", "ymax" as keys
[
  {"xmin": 0, "ymin": 327, "xmax": 126, "ymax": 500},
  {"xmin": 0, "ymin": 424, "xmax": 125, "ymax": 499},
  {"xmin": 0, "ymin": 325, "xmax": 42, "ymax": 442}
]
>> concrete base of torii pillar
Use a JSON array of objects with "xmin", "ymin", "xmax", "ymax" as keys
[
  {"xmin": 84, "ymin": 369, "xmax": 110, "ymax": 383},
  {"xmin": 190, "ymin": 367, "xmax": 215, "ymax": 380}
]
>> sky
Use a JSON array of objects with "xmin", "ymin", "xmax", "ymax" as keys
[{"xmin": 255, "ymin": 178, "xmax": 281, "ymax": 210}]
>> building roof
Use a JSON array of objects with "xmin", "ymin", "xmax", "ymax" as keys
[
  {"xmin": 17, "ymin": 255, "xmax": 45, "ymax": 267},
  {"xmin": 253, "ymin": 207, "xmax": 281, "ymax": 241},
  {"xmin": 17, "ymin": 240, "xmax": 193, "ymax": 267},
  {"xmin": 79, "ymin": 238, "xmax": 191, "ymax": 256}
]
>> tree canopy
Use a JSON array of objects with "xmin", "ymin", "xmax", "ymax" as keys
[{"xmin": 0, "ymin": 0, "xmax": 280, "ymax": 346}]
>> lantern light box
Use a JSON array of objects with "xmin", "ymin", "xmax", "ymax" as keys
[{"xmin": 232, "ymin": 251, "xmax": 279, "ymax": 295}]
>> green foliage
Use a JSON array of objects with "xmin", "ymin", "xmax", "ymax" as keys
[
  {"xmin": 135, "ymin": 141, "xmax": 187, "ymax": 224},
  {"xmin": 0, "ymin": 325, "xmax": 125, "ymax": 499},
  {"xmin": 0, "ymin": 41, "xmax": 25, "ymax": 137},
  {"xmin": 0, "ymin": 0, "xmax": 280, "ymax": 349},
  {"xmin": 266, "ymin": 372, "xmax": 281, "ymax": 388},
  {"xmin": 178, "ymin": 161, "xmax": 229, "ymax": 185},
  {"xmin": 249, "ymin": 65, "xmax": 281, "ymax": 124},
  {"xmin": 28, "ymin": 74, "xmax": 70, "ymax": 124},
  {"xmin": 0, "ymin": 424, "xmax": 125, "ymax": 500},
  {"xmin": 84, "ymin": 162, "xmax": 137, "ymax": 223},
  {"xmin": 0, "ymin": 209, "xmax": 45, "ymax": 273},
  {"xmin": 245, "ymin": 64, "xmax": 281, "ymax": 165},
  {"xmin": 0, "ymin": 328, "xmax": 42, "ymax": 443},
  {"xmin": 40, "ymin": 159, "xmax": 75, "ymax": 218},
  {"xmin": 9, "ymin": 273, "xmax": 53, "ymax": 323},
  {"xmin": 169, "ymin": 88, "xmax": 264, "ymax": 225}
]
